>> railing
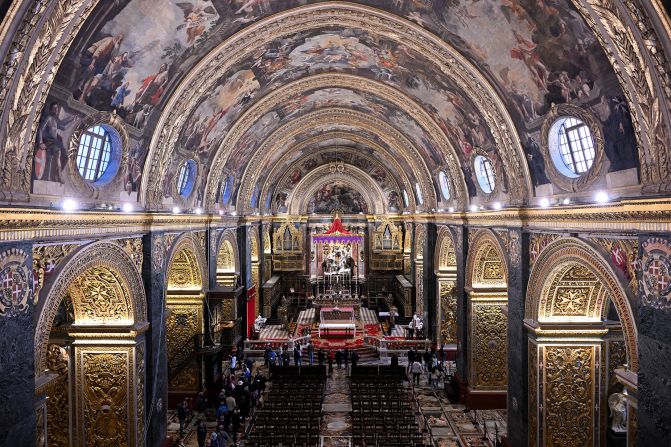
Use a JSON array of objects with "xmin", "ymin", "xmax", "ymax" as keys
[
  {"xmin": 363, "ymin": 337, "xmax": 432, "ymax": 359},
  {"xmin": 168, "ymin": 329, "xmax": 226, "ymax": 379},
  {"xmin": 244, "ymin": 334, "xmax": 313, "ymax": 358}
]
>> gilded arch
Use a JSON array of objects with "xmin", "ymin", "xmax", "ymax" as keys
[
  {"xmin": 436, "ymin": 225, "xmax": 458, "ymax": 345},
  {"xmin": 34, "ymin": 241, "xmax": 147, "ymax": 376},
  {"xmin": 166, "ymin": 233, "xmax": 207, "ymax": 292},
  {"xmin": 525, "ymin": 237, "xmax": 638, "ymax": 370},
  {"xmin": 466, "ymin": 230, "xmax": 508, "ymax": 289},
  {"xmin": 216, "ymin": 229, "xmax": 239, "ymax": 277},
  {"xmin": 435, "ymin": 226, "xmax": 457, "ymax": 272}
]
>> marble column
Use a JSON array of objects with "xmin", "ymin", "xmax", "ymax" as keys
[
  {"xmin": 636, "ymin": 235, "xmax": 671, "ymax": 445},
  {"xmin": 455, "ymin": 226, "xmax": 468, "ymax": 381},
  {"xmin": 423, "ymin": 223, "xmax": 437, "ymax": 340},
  {"xmin": 142, "ymin": 233, "xmax": 168, "ymax": 447},
  {"xmin": 506, "ymin": 229, "xmax": 529, "ymax": 447},
  {"xmin": 0, "ymin": 242, "xmax": 35, "ymax": 446}
]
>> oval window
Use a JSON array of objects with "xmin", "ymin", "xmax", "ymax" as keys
[
  {"xmin": 75, "ymin": 124, "xmax": 122, "ymax": 185},
  {"xmin": 176, "ymin": 159, "xmax": 196, "ymax": 198},
  {"xmin": 474, "ymin": 155, "xmax": 496, "ymax": 194},
  {"xmin": 438, "ymin": 171, "xmax": 450, "ymax": 200},
  {"xmin": 548, "ymin": 117, "xmax": 596, "ymax": 178}
]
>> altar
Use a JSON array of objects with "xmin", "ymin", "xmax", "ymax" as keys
[{"xmin": 318, "ymin": 307, "xmax": 356, "ymax": 337}]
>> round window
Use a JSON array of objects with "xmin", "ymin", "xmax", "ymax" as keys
[
  {"xmin": 474, "ymin": 155, "xmax": 496, "ymax": 194},
  {"xmin": 548, "ymin": 117, "xmax": 596, "ymax": 178},
  {"xmin": 75, "ymin": 124, "xmax": 122, "ymax": 185},
  {"xmin": 176, "ymin": 159, "xmax": 196, "ymax": 198},
  {"xmin": 438, "ymin": 171, "xmax": 450, "ymax": 200}
]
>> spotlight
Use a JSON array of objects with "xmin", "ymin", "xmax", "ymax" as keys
[
  {"xmin": 469, "ymin": 204, "xmax": 478, "ymax": 212},
  {"xmin": 231, "ymin": 211, "xmax": 237, "ymax": 216},
  {"xmin": 218, "ymin": 209, "xmax": 224, "ymax": 216},
  {"xmin": 562, "ymin": 198, "xmax": 570, "ymax": 206},
  {"xmin": 595, "ymin": 191, "xmax": 609, "ymax": 204},
  {"xmin": 448, "ymin": 207, "xmax": 455, "ymax": 213},
  {"xmin": 108, "ymin": 204, "xmax": 114, "ymax": 210},
  {"xmin": 172, "ymin": 206, "xmax": 181, "ymax": 214},
  {"xmin": 194, "ymin": 207, "xmax": 203, "ymax": 215},
  {"xmin": 539, "ymin": 198, "xmax": 550, "ymax": 208},
  {"xmin": 61, "ymin": 199, "xmax": 78, "ymax": 212},
  {"xmin": 122, "ymin": 203, "xmax": 133, "ymax": 213},
  {"xmin": 492, "ymin": 202, "xmax": 502, "ymax": 210}
]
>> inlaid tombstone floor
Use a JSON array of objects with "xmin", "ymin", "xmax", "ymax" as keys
[{"xmin": 321, "ymin": 367, "xmax": 352, "ymax": 444}]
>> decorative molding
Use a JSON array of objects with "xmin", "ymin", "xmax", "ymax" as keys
[{"xmin": 0, "ymin": 247, "xmax": 32, "ymax": 317}]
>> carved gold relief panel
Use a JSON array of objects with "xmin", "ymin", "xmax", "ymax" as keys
[
  {"xmin": 539, "ymin": 263, "xmax": 604, "ymax": 321},
  {"xmin": 439, "ymin": 280, "xmax": 457, "ymax": 345},
  {"xmin": 69, "ymin": 266, "xmax": 133, "ymax": 324},
  {"xmin": 75, "ymin": 347, "xmax": 133, "ymax": 447},
  {"xmin": 166, "ymin": 304, "xmax": 202, "ymax": 369},
  {"xmin": 135, "ymin": 341, "xmax": 146, "ymax": 447},
  {"xmin": 167, "ymin": 249, "xmax": 202, "ymax": 290},
  {"xmin": 528, "ymin": 339, "xmax": 539, "ymax": 447},
  {"xmin": 46, "ymin": 344, "xmax": 70, "ymax": 447},
  {"xmin": 542, "ymin": 345, "xmax": 598, "ymax": 447},
  {"xmin": 469, "ymin": 299, "xmax": 508, "ymax": 390},
  {"xmin": 33, "ymin": 243, "xmax": 80, "ymax": 303}
]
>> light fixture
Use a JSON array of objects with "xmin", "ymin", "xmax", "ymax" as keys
[
  {"xmin": 469, "ymin": 204, "xmax": 478, "ymax": 212},
  {"xmin": 479, "ymin": 205, "xmax": 484, "ymax": 210},
  {"xmin": 539, "ymin": 198, "xmax": 550, "ymax": 208},
  {"xmin": 172, "ymin": 206, "xmax": 181, "ymax": 214},
  {"xmin": 122, "ymin": 203, "xmax": 133, "ymax": 213},
  {"xmin": 595, "ymin": 191, "xmax": 609, "ymax": 204},
  {"xmin": 62, "ymin": 199, "xmax": 78, "ymax": 212},
  {"xmin": 448, "ymin": 207, "xmax": 455, "ymax": 213},
  {"xmin": 218, "ymin": 209, "xmax": 224, "ymax": 216},
  {"xmin": 562, "ymin": 198, "xmax": 570, "ymax": 205},
  {"xmin": 231, "ymin": 211, "xmax": 238, "ymax": 216},
  {"xmin": 108, "ymin": 204, "xmax": 114, "ymax": 210},
  {"xmin": 194, "ymin": 207, "xmax": 203, "ymax": 215},
  {"xmin": 492, "ymin": 202, "xmax": 502, "ymax": 210}
]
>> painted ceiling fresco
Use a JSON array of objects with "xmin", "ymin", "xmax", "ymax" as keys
[
  {"xmin": 37, "ymin": 0, "xmax": 639, "ymax": 209},
  {"xmin": 307, "ymin": 181, "xmax": 369, "ymax": 215}
]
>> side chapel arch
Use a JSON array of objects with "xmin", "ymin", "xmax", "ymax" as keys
[
  {"xmin": 525, "ymin": 237, "xmax": 638, "ymax": 447},
  {"xmin": 216, "ymin": 229, "xmax": 239, "ymax": 287}
]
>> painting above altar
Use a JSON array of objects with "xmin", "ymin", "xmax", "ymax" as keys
[{"xmin": 307, "ymin": 182, "xmax": 368, "ymax": 215}]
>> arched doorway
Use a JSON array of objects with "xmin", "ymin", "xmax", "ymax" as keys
[
  {"xmin": 165, "ymin": 235, "xmax": 206, "ymax": 400},
  {"xmin": 465, "ymin": 230, "xmax": 508, "ymax": 405},
  {"xmin": 526, "ymin": 238, "xmax": 638, "ymax": 447},
  {"xmin": 35, "ymin": 241, "xmax": 147, "ymax": 446},
  {"xmin": 435, "ymin": 226, "xmax": 458, "ymax": 349}
]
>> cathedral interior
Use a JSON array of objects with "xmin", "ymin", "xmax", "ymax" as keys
[{"xmin": 1, "ymin": 0, "xmax": 671, "ymax": 446}]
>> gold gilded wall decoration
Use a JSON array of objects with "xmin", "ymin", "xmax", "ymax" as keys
[
  {"xmin": 151, "ymin": 233, "xmax": 178, "ymax": 273},
  {"xmin": 273, "ymin": 221, "xmax": 302, "ymax": 253},
  {"xmin": 530, "ymin": 233, "xmax": 560, "ymax": 267},
  {"xmin": 170, "ymin": 362, "xmax": 200, "ymax": 391},
  {"xmin": 36, "ymin": 401, "xmax": 46, "ymax": 447},
  {"xmin": 46, "ymin": 344, "xmax": 70, "ymax": 447},
  {"xmin": 69, "ymin": 266, "xmax": 133, "ymax": 324},
  {"xmin": 590, "ymin": 237, "xmax": 639, "ymax": 293},
  {"xmin": 166, "ymin": 305, "xmax": 201, "ymax": 369},
  {"xmin": 77, "ymin": 350, "xmax": 130, "ymax": 447},
  {"xmin": 543, "ymin": 345, "xmax": 596, "ymax": 447},
  {"xmin": 115, "ymin": 238, "xmax": 144, "ymax": 273},
  {"xmin": 33, "ymin": 243, "xmax": 79, "ymax": 303},
  {"xmin": 437, "ymin": 229, "xmax": 457, "ymax": 270},
  {"xmin": 539, "ymin": 263, "xmax": 604, "ymax": 320},
  {"xmin": 135, "ymin": 342, "xmax": 146, "ymax": 447},
  {"xmin": 470, "ymin": 302, "xmax": 508, "ymax": 389},
  {"xmin": 439, "ymin": 281, "xmax": 457, "ymax": 345},
  {"xmin": 168, "ymin": 249, "xmax": 202, "ymax": 290},
  {"xmin": 0, "ymin": 247, "xmax": 32, "ymax": 317},
  {"xmin": 528, "ymin": 339, "xmax": 539, "ymax": 447},
  {"xmin": 373, "ymin": 219, "xmax": 403, "ymax": 252}
]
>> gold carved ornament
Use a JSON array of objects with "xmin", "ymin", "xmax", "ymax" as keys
[
  {"xmin": 80, "ymin": 351, "xmax": 130, "ymax": 447},
  {"xmin": 528, "ymin": 340, "xmax": 539, "ymax": 447},
  {"xmin": 471, "ymin": 303, "xmax": 508, "ymax": 389},
  {"xmin": 136, "ymin": 342, "xmax": 146, "ymax": 447},
  {"xmin": 436, "ymin": 226, "xmax": 457, "ymax": 270},
  {"xmin": 543, "ymin": 346, "xmax": 595, "ymax": 447},
  {"xmin": 46, "ymin": 344, "xmax": 70, "ymax": 447},
  {"xmin": 33, "ymin": 243, "xmax": 80, "ymax": 303},
  {"xmin": 439, "ymin": 281, "xmax": 458, "ymax": 345},
  {"xmin": 69, "ymin": 266, "xmax": 133, "ymax": 324}
]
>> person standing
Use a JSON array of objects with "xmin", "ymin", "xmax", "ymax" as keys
[
  {"xmin": 351, "ymin": 350, "xmax": 359, "ymax": 370},
  {"xmin": 439, "ymin": 345, "xmax": 445, "ymax": 368},
  {"xmin": 343, "ymin": 349, "xmax": 350, "ymax": 374},
  {"xmin": 411, "ymin": 359, "xmax": 423, "ymax": 386},
  {"xmin": 390, "ymin": 353, "xmax": 398, "ymax": 368},
  {"xmin": 177, "ymin": 401, "xmax": 187, "ymax": 435},
  {"xmin": 218, "ymin": 425, "xmax": 230, "ymax": 447},
  {"xmin": 294, "ymin": 344, "xmax": 301, "ymax": 366},
  {"xmin": 328, "ymin": 350, "xmax": 334, "ymax": 377},
  {"xmin": 335, "ymin": 349, "xmax": 343, "ymax": 369},
  {"xmin": 231, "ymin": 407, "xmax": 242, "ymax": 445},
  {"xmin": 196, "ymin": 420, "xmax": 207, "ymax": 447},
  {"xmin": 307, "ymin": 342, "xmax": 314, "ymax": 365},
  {"xmin": 407, "ymin": 348, "xmax": 414, "ymax": 374},
  {"xmin": 318, "ymin": 348, "xmax": 325, "ymax": 366},
  {"xmin": 210, "ymin": 432, "xmax": 220, "ymax": 447}
]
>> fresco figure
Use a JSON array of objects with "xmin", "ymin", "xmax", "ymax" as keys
[
  {"xmin": 34, "ymin": 102, "xmax": 77, "ymax": 183},
  {"xmin": 176, "ymin": 3, "xmax": 217, "ymax": 45},
  {"xmin": 77, "ymin": 34, "xmax": 124, "ymax": 94},
  {"xmin": 132, "ymin": 62, "xmax": 169, "ymax": 109}
]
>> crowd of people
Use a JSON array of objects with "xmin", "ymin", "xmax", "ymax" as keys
[
  {"xmin": 262, "ymin": 342, "xmax": 360, "ymax": 376},
  {"xmin": 407, "ymin": 346, "xmax": 452, "ymax": 388},
  {"xmin": 172, "ymin": 349, "xmax": 267, "ymax": 447}
]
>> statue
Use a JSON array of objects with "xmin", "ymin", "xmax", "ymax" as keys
[{"xmin": 608, "ymin": 392, "xmax": 628, "ymax": 432}]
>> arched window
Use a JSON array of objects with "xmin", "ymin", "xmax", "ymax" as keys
[
  {"xmin": 474, "ymin": 155, "xmax": 496, "ymax": 194},
  {"xmin": 76, "ymin": 125, "xmax": 120, "ymax": 183},
  {"xmin": 403, "ymin": 189, "xmax": 409, "ymax": 208},
  {"xmin": 438, "ymin": 171, "xmax": 450, "ymax": 200},
  {"xmin": 556, "ymin": 117, "xmax": 595, "ymax": 175},
  {"xmin": 415, "ymin": 182, "xmax": 424, "ymax": 205}
]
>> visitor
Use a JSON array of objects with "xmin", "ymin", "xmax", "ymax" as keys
[
  {"xmin": 411, "ymin": 359, "xmax": 423, "ymax": 386},
  {"xmin": 408, "ymin": 317, "xmax": 415, "ymax": 339},
  {"xmin": 264, "ymin": 344, "xmax": 272, "ymax": 366},
  {"xmin": 307, "ymin": 341, "xmax": 314, "ymax": 365},
  {"xmin": 343, "ymin": 348, "xmax": 350, "ymax": 373},
  {"xmin": 230, "ymin": 354, "xmax": 237, "ymax": 373},
  {"xmin": 216, "ymin": 400, "xmax": 228, "ymax": 420},
  {"xmin": 282, "ymin": 349, "xmax": 291, "ymax": 366},
  {"xmin": 407, "ymin": 348, "xmax": 415, "ymax": 374},
  {"xmin": 390, "ymin": 353, "xmax": 398, "ymax": 368},
  {"xmin": 423, "ymin": 348, "xmax": 432, "ymax": 371},
  {"xmin": 294, "ymin": 344, "xmax": 301, "ymax": 366},
  {"xmin": 210, "ymin": 432, "xmax": 220, "ymax": 447},
  {"xmin": 226, "ymin": 393, "xmax": 236, "ymax": 414},
  {"xmin": 439, "ymin": 344, "xmax": 445, "ymax": 367},
  {"xmin": 196, "ymin": 391, "xmax": 207, "ymax": 413},
  {"xmin": 196, "ymin": 420, "xmax": 207, "ymax": 447},
  {"xmin": 328, "ymin": 350, "xmax": 334, "ymax": 377},
  {"xmin": 335, "ymin": 349, "xmax": 343, "ymax": 369},
  {"xmin": 231, "ymin": 407, "xmax": 242, "ymax": 445},
  {"xmin": 177, "ymin": 401, "xmax": 187, "ymax": 435},
  {"xmin": 318, "ymin": 348, "xmax": 325, "ymax": 366},
  {"xmin": 218, "ymin": 425, "xmax": 230, "ymax": 447},
  {"xmin": 429, "ymin": 366, "xmax": 439, "ymax": 390},
  {"xmin": 351, "ymin": 349, "xmax": 359, "ymax": 369}
]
